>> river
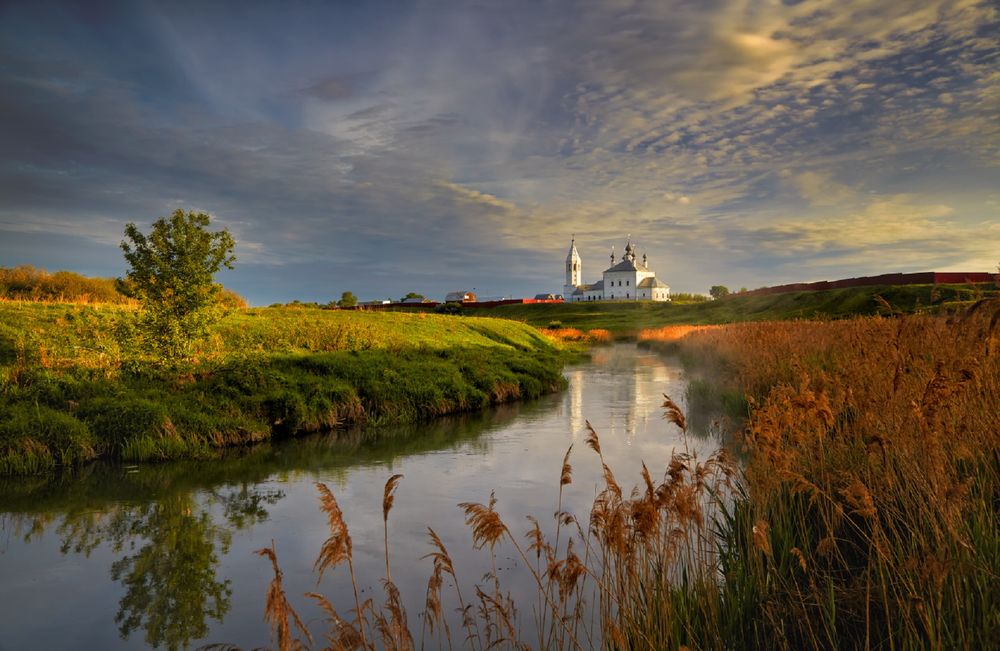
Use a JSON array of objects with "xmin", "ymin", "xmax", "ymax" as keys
[{"xmin": 0, "ymin": 343, "xmax": 723, "ymax": 650}]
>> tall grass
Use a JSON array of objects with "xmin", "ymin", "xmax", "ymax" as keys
[
  {"xmin": 541, "ymin": 327, "xmax": 614, "ymax": 345},
  {"xmin": 248, "ymin": 302, "xmax": 998, "ymax": 650},
  {"xmin": 640, "ymin": 301, "xmax": 1000, "ymax": 649}
]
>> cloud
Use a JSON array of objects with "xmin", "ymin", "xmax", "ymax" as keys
[
  {"xmin": 0, "ymin": 0, "xmax": 997, "ymax": 302},
  {"xmin": 792, "ymin": 171, "xmax": 857, "ymax": 207},
  {"xmin": 438, "ymin": 182, "xmax": 519, "ymax": 214}
]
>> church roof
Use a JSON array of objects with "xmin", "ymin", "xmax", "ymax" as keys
[
  {"xmin": 573, "ymin": 280, "xmax": 603, "ymax": 293},
  {"xmin": 604, "ymin": 258, "xmax": 649, "ymax": 273},
  {"xmin": 638, "ymin": 277, "xmax": 669, "ymax": 288},
  {"xmin": 566, "ymin": 238, "xmax": 580, "ymax": 262}
]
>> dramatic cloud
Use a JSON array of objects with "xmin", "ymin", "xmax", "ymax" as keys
[{"xmin": 0, "ymin": 0, "xmax": 997, "ymax": 303}]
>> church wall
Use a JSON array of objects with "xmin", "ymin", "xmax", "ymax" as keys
[{"xmin": 603, "ymin": 270, "xmax": 640, "ymax": 300}]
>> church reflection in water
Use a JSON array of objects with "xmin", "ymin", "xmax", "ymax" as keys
[{"xmin": 566, "ymin": 345, "xmax": 676, "ymax": 446}]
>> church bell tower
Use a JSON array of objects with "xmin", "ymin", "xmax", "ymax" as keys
[{"xmin": 564, "ymin": 236, "xmax": 582, "ymax": 298}]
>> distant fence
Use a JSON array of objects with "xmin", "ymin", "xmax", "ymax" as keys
[
  {"xmin": 471, "ymin": 298, "xmax": 564, "ymax": 308},
  {"xmin": 348, "ymin": 297, "xmax": 565, "ymax": 311},
  {"xmin": 738, "ymin": 272, "xmax": 997, "ymax": 298}
]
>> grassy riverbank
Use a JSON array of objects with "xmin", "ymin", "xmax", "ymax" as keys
[
  {"xmin": 469, "ymin": 282, "xmax": 997, "ymax": 335},
  {"xmin": 0, "ymin": 302, "xmax": 568, "ymax": 475}
]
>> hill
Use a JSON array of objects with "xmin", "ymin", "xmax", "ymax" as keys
[
  {"xmin": 0, "ymin": 265, "xmax": 247, "ymax": 307},
  {"xmin": 466, "ymin": 283, "xmax": 998, "ymax": 335}
]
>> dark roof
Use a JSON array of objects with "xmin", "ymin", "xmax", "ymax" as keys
[
  {"xmin": 604, "ymin": 258, "xmax": 649, "ymax": 273},
  {"xmin": 571, "ymin": 280, "xmax": 604, "ymax": 294},
  {"xmin": 638, "ymin": 277, "xmax": 669, "ymax": 288}
]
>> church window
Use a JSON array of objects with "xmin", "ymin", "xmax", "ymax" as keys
[
  {"xmin": 626, "ymin": 292, "xmax": 629, "ymax": 299},
  {"xmin": 626, "ymin": 280, "xmax": 629, "ymax": 286}
]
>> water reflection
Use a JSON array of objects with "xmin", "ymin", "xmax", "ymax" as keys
[
  {"xmin": 0, "ymin": 344, "xmax": 719, "ymax": 650},
  {"xmin": 0, "ymin": 401, "xmax": 536, "ymax": 649},
  {"xmin": 4, "ymin": 479, "xmax": 281, "ymax": 651},
  {"xmin": 109, "ymin": 495, "xmax": 233, "ymax": 650}
]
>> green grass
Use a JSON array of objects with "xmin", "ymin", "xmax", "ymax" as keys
[
  {"xmin": 465, "ymin": 283, "xmax": 998, "ymax": 335},
  {"xmin": 0, "ymin": 303, "xmax": 568, "ymax": 475}
]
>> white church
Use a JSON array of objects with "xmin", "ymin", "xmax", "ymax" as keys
[{"xmin": 562, "ymin": 236, "xmax": 671, "ymax": 302}]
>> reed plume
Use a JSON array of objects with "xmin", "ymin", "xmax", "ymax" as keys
[
  {"xmin": 458, "ymin": 492, "xmax": 508, "ymax": 551},
  {"xmin": 313, "ymin": 482, "xmax": 367, "ymax": 649},
  {"xmin": 382, "ymin": 474, "xmax": 403, "ymax": 582},
  {"xmin": 662, "ymin": 393, "xmax": 687, "ymax": 433},
  {"xmin": 256, "ymin": 542, "xmax": 312, "ymax": 651}
]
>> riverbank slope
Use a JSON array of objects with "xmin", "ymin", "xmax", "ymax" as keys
[{"xmin": 0, "ymin": 303, "xmax": 568, "ymax": 474}]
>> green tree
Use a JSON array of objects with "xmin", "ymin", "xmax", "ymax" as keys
[
  {"xmin": 337, "ymin": 291, "xmax": 358, "ymax": 308},
  {"xmin": 400, "ymin": 291, "xmax": 425, "ymax": 302},
  {"xmin": 709, "ymin": 285, "xmax": 730, "ymax": 299},
  {"xmin": 118, "ymin": 210, "xmax": 235, "ymax": 362}
]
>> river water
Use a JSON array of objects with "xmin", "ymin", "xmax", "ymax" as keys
[{"xmin": 0, "ymin": 344, "xmax": 722, "ymax": 650}]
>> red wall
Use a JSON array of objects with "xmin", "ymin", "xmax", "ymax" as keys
[{"xmin": 346, "ymin": 297, "xmax": 566, "ymax": 311}]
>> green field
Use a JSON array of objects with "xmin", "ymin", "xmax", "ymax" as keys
[
  {"xmin": 467, "ymin": 283, "xmax": 997, "ymax": 335},
  {"xmin": 0, "ymin": 303, "xmax": 568, "ymax": 475}
]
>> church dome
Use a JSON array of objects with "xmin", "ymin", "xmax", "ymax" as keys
[{"xmin": 624, "ymin": 239, "xmax": 635, "ymax": 261}]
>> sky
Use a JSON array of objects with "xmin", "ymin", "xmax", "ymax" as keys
[{"xmin": 1, "ymin": 0, "xmax": 998, "ymax": 305}]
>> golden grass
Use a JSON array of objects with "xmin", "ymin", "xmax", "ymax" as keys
[
  {"xmin": 541, "ymin": 327, "xmax": 614, "ymax": 345},
  {"xmin": 636, "ymin": 324, "xmax": 720, "ymax": 343},
  {"xmin": 663, "ymin": 302, "xmax": 1000, "ymax": 649}
]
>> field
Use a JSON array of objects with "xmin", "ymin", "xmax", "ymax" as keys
[
  {"xmin": 255, "ymin": 300, "xmax": 999, "ymax": 650},
  {"xmin": 467, "ymin": 283, "xmax": 998, "ymax": 335},
  {"xmin": 0, "ymin": 302, "xmax": 569, "ymax": 475}
]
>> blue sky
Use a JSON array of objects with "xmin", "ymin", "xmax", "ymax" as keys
[{"xmin": 1, "ymin": 0, "xmax": 997, "ymax": 305}]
